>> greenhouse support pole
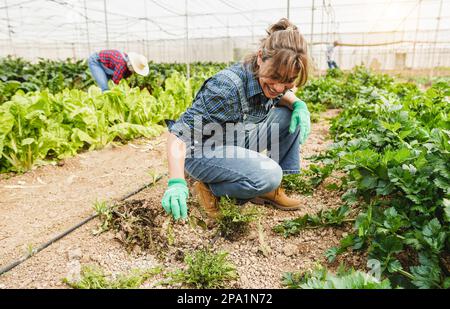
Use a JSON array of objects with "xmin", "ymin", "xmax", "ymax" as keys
[
  {"xmin": 319, "ymin": 0, "xmax": 325, "ymax": 75},
  {"xmin": 430, "ymin": 0, "xmax": 443, "ymax": 76},
  {"xmin": 310, "ymin": 0, "xmax": 315, "ymax": 69},
  {"xmin": 185, "ymin": 0, "xmax": 190, "ymax": 80},
  {"xmin": 72, "ymin": 42, "xmax": 76, "ymax": 59},
  {"xmin": 4, "ymin": 0, "xmax": 14, "ymax": 54},
  {"xmin": 103, "ymin": 0, "xmax": 110, "ymax": 49},
  {"xmin": 251, "ymin": 11, "xmax": 255, "ymax": 43},
  {"xmin": 411, "ymin": 0, "xmax": 422, "ymax": 69},
  {"xmin": 126, "ymin": 17, "xmax": 130, "ymax": 52},
  {"xmin": 144, "ymin": 0, "xmax": 150, "ymax": 56},
  {"xmin": 287, "ymin": 0, "xmax": 290, "ymax": 19},
  {"xmin": 83, "ymin": 0, "xmax": 91, "ymax": 54},
  {"xmin": 74, "ymin": 18, "xmax": 81, "ymax": 59}
]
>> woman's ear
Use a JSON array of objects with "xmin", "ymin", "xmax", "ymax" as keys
[{"xmin": 257, "ymin": 50, "xmax": 263, "ymax": 66}]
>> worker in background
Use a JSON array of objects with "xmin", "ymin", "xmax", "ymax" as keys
[
  {"xmin": 88, "ymin": 50, "xmax": 149, "ymax": 92},
  {"xmin": 326, "ymin": 41, "xmax": 339, "ymax": 69}
]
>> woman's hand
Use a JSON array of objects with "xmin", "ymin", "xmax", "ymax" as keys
[
  {"xmin": 289, "ymin": 100, "xmax": 311, "ymax": 144},
  {"xmin": 162, "ymin": 178, "xmax": 189, "ymax": 220},
  {"xmin": 280, "ymin": 91, "xmax": 311, "ymax": 144}
]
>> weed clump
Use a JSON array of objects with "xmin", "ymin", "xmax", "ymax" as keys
[
  {"xmin": 94, "ymin": 199, "xmax": 169, "ymax": 256},
  {"xmin": 63, "ymin": 265, "xmax": 162, "ymax": 289},
  {"xmin": 169, "ymin": 248, "xmax": 237, "ymax": 288},
  {"xmin": 217, "ymin": 197, "xmax": 259, "ymax": 241}
]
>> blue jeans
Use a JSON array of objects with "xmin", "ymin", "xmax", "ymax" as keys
[
  {"xmin": 185, "ymin": 106, "xmax": 301, "ymax": 199},
  {"xmin": 327, "ymin": 60, "xmax": 338, "ymax": 69},
  {"xmin": 88, "ymin": 53, "xmax": 114, "ymax": 92}
]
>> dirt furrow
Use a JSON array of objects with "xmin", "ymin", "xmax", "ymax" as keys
[{"xmin": 0, "ymin": 109, "xmax": 364, "ymax": 289}]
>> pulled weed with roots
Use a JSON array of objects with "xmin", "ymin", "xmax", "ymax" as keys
[
  {"xmin": 94, "ymin": 199, "xmax": 169, "ymax": 257},
  {"xmin": 217, "ymin": 197, "xmax": 260, "ymax": 241}
]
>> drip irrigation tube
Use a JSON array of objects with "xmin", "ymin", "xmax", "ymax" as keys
[{"xmin": 0, "ymin": 173, "xmax": 166, "ymax": 276}]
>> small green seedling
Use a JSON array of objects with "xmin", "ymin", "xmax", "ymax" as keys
[
  {"xmin": 63, "ymin": 265, "xmax": 163, "ymax": 289},
  {"xmin": 167, "ymin": 248, "xmax": 237, "ymax": 289}
]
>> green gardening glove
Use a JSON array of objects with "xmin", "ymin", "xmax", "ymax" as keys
[
  {"xmin": 289, "ymin": 100, "xmax": 311, "ymax": 144},
  {"xmin": 161, "ymin": 178, "xmax": 189, "ymax": 220}
]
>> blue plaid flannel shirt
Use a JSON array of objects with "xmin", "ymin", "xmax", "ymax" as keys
[{"xmin": 169, "ymin": 63, "xmax": 280, "ymax": 145}]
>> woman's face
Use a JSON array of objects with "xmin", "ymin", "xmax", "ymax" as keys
[
  {"xmin": 257, "ymin": 53, "xmax": 297, "ymax": 99},
  {"xmin": 259, "ymin": 75, "xmax": 295, "ymax": 99}
]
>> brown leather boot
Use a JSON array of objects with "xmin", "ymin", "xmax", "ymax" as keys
[
  {"xmin": 251, "ymin": 187, "xmax": 302, "ymax": 210},
  {"xmin": 193, "ymin": 181, "xmax": 220, "ymax": 219}
]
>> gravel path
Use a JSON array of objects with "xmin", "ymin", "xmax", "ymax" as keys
[{"xmin": 0, "ymin": 136, "xmax": 167, "ymax": 266}]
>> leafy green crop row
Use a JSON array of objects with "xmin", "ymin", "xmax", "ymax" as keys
[
  {"xmin": 0, "ymin": 56, "xmax": 227, "ymax": 104},
  {"xmin": 298, "ymin": 67, "xmax": 395, "ymax": 109},
  {"xmin": 0, "ymin": 71, "xmax": 205, "ymax": 173},
  {"xmin": 294, "ymin": 67, "xmax": 449, "ymax": 289},
  {"xmin": 0, "ymin": 56, "xmax": 93, "ymax": 102}
]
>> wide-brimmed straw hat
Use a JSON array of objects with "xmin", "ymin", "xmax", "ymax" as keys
[{"xmin": 127, "ymin": 52, "xmax": 149, "ymax": 76}]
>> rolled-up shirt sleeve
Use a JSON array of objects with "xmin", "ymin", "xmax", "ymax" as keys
[{"xmin": 112, "ymin": 62, "xmax": 128, "ymax": 84}]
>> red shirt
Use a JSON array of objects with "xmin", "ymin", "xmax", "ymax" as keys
[{"xmin": 98, "ymin": 50, "xmax": 132, "ymax": 84}]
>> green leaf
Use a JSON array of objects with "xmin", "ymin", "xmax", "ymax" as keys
[
  {"xmin": 387, "ymin": 260, "xmax": 403, "ymax": 273},
  {"xmin": 325, "ymin": 183, "xmax": 340, "ymax": 191},
  {"xmin": 443, "ymin": 277, "xmax": 450, "ymax": 289},
  {"xmin": 443, "ymin": 199, "xmax": 450, "ymax": 222},
  {"xmin": 422, "ymin": 218, "xmax": 441, "ymax": 237},
  {"xmin": 0, "ymin": 108, "xmax": 15, "ymax": 135},
  {"xmin": 372, "ymin": 235, "xmax": 403, "ymax": 257},
  {"xmin": 398, "ymin": 130, "xmax": 412, "ymax": 139},
  {"xmin": 381, "ymin": 121, "xmax": 401, "ymax": 133},
  {"xmin": 409, "ymin": 252, "xmax": 441, "ymax": 289},
  {"xmin": 410, "ymin": 265, "xmax": 441, "ymax": 289},
  {"xmin": 360, "ymin": 175, "xmax": 378, "ymax": 189},
  {"xmin": 422, "ymin": 218, "xmax": 446, "ymax": 253},
  {"xmin": 393, "ymin": 147, "xmax": 412, "ymax": 164},
  {"xmin": 325, "ymin": 247, "xmax": 339, "ymax": 263},
  {"xmin": 21, "ymin": 138, "xmax": 35, "ymax": 146},
  {"xmin": 284, "ymin": 265, "xmax": 392, "ymax": 289}
]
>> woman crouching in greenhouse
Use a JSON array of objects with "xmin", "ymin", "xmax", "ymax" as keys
[{"xmin": 162, "ymin": 18, "xmax": 311, "ymax": 220}]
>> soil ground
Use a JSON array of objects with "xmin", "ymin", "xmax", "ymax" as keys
[{"xmin": 0, "ymin": 109, "xmax": 365, "ymax": 289}]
